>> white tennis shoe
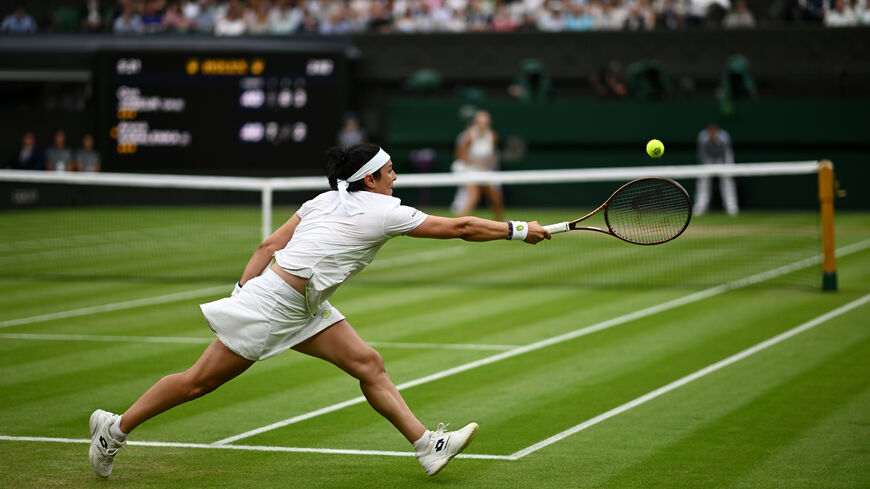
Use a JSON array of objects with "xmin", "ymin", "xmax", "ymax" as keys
[
  {"xmin": 88, "ymin": 409, "xmax": 125, "ymax": 478},
  {"xmin": 415, "ymin": 422, "xmax": 479, "ymax": 476}
]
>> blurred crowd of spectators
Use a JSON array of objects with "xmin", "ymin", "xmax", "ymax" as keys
[
  {"xmin": 3, "ymin": 0, "xmax": 870, "ymax": 35},
  {"xmin": 5, "ymin": 131, "xmax": 101, "ymax": 172}
]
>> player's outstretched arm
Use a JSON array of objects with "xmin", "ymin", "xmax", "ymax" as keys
[
  {"xmin": 239, "ymin": 214, "xmax": 302, "ymax": 285},
  {"xmin": 408, "ymin": 216, "xmax": 550, "ymax": 244}
]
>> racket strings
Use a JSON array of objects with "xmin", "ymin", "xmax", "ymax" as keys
[{"xmin": 605, "ymin": 179, "xmax": 691, "ymax": 244}]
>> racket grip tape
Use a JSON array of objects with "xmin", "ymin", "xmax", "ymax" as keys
[{"xmin": 544, "ymin": 222, "xmax": 570, "ymax": 234}]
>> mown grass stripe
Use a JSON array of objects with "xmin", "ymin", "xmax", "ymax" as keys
[{"xmin": 509, "ymin": 292, "xmax": 870, "ymax": 459}]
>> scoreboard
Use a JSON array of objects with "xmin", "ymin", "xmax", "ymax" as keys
[{"xmin": 100, "ymin": 48, "xmax": 348, "ymax": 175}]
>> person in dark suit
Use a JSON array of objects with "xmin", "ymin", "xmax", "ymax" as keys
[{"xmin": 7, "ymin": 132, "xmax": 44, "ymax": 170}]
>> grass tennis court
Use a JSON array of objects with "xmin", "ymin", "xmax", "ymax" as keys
[{"xmin": 1, "ymin": 207, "xmax": 869, "ymax": 488}]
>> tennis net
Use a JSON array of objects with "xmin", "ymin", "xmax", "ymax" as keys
[{"xmin": 0, "ymin": 161, "xmax": 837, "ymax": 290}]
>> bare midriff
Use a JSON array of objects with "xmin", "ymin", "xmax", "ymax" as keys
[{"xmin": 269, "ymin": 263, "xmax": 308, "ymax": 295}]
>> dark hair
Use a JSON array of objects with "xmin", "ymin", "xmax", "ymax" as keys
[{"xmin": 325, "ymin": 143, "xmax": 383, "ymax": 191}]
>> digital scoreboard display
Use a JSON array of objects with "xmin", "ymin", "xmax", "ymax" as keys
[{"xmin": 100, "ymin": 48, "xmax": 348, "ymax": 175}]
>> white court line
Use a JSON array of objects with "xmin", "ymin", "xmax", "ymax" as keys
[
  {"xmin": 0, "ymin": 246, "xmax": 467, "ymax": 330},
  {"xmin": 0, "ymin": 286, "xmax": 229, "ymax": 329},
  {"xmin": 367, "ymin": 341, "xmax": 516, "ymax": 351},
  {"xmin": 211, "ymin": 237, "xmax": 870, "ymax": 446},
  {"xmin": 0, "ymin": 436, "xmax": 511, "ymax": 460},
  {"xmin": 509, "ymin": 292, "xmax": 870, "ymax": 459},
  {"xmin": 0, "ymin": 333, "xmax": 516, "ymax": 351}
]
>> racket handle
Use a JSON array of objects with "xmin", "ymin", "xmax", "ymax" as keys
[{"xmin": 544, "ymin": 222, "xmax": 570, "ymax": 234}]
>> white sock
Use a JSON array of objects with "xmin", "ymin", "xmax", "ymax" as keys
[
  {"xmin": 412, "ymin": 430, "xmax": 433, "ymax": 451},
  {"xmin": 110, "ymin": 416, "xmax": 128, "ymax": 441}
]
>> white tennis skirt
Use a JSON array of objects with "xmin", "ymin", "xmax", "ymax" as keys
[{"xmin": 200, "ymin": 269, "xmax": 344, "ymax": 361}]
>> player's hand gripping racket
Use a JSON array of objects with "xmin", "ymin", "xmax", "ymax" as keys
[{"xmin": 544, "ymin": 177, "xmax": 692, "ymax": 245}]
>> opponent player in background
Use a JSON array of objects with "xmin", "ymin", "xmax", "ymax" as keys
[
  {"xmin": 88, "ymin": 143, "xmax": 550, "ymax": 478},
  {"xmin": 451, "ymin": 110, "xmax": 505, "ymax": 220}
]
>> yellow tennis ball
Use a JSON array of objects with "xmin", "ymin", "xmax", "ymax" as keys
[{"xmin": 646, "ymin": 139, "xmax": 664, "ymax": 158}]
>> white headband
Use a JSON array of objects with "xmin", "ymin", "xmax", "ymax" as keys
[{"xmin": 332, "ymin": 147, "xmax": 391, "ymax": 215}]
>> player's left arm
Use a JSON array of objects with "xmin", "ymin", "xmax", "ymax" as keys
[
  {"xmin": 408, "ymin": 215, "xmax": 550, "ymax": 244},
  {"xmin": 239, "ymin": 214, "xmax": 301, "ymax": 286}
]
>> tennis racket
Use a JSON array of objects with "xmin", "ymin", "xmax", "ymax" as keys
[{"xmin": 544, "ymin": 177, "xmax": 692, "ymax": 245}]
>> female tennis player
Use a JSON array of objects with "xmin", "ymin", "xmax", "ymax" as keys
[{"xmin": 88, "ymin": 143, "xmax": 550, "ymax": 478}]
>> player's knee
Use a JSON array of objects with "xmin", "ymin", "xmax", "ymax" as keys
[{"xmin": 350, "ymin": 347, "xmax": 386, "ymax": 382}]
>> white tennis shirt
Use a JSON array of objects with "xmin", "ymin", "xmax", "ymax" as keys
[{"xmin": 274, "ymin": 190, "xmax": 428, "ymax": 314}]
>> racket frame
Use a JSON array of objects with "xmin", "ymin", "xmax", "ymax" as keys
[{"xmin": 543, "ymin": 177, "xmax": 692, "ymax": 245}]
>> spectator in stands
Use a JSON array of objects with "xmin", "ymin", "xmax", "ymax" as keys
[
  {"xmin": 190, "ymin": 0, "xmax": 218, "ymax": 33},
  {"xmin": 825, "ymin": 0, "xmax": 859, "ymax": 26},
  {"xmin": 598, "ymin": 0, "xmax": 629, "ymax": 29},
  {"xmin": 791, "ymin": 0, "xmax": 825, "ymax": 23},
  {"xmin": 367, "ymin": 2, "xmax": 393, "ymax": 33},
  {"xmin": 625, "ymin": 0, "xmax": 656, "ymax": 30},
  {"xmin": 141, "ymin": 0, "xmax": 165, "ymax": 33},
  {"xmin": 181, "ymin": 0, "xmax": 200, "ymax": 19},
  {"xmin": 114, "ymin": 2, "xmax": 144, "ymax": 34},
  {"xmin": 337, "ymin": 113, "xmax": 367, "ymax": 149},
  {"xmin": 687, "ymin": 0, "xmax": 730, "ymax": 27},
  {"xmin": 163, "ymin": 1, "xmax": 193, "ymax": 32},
  {"xmin": 246, "ymin": 0, "xmax": 271, "ymax": 34},
  {"xmin": 393, "ymin": 9, "xmax": 417, "ymax": 32},
  {"xmin": 1, "ymin": 3, "xmax": 37, "ymax": 33},
  {"xmin": 81, "ymin": 0, "xmax": 105, "ymax": 33},
  {"xmin": 515, "ymin": 11, "xmax": 539, "ymax": 31},
  {"xmin": 536, "ymin": 0, "xmax": 565, "ymax": 31},
  {"xmin": 320, "ymin": 5, "xmax": 352, "ymax": 34},
  {"xmin": 214, "ymin": 0, "xmax": 246, "ymax": 35},
  {"xmin": 858, "ymin": 0, "xmax": 870, "ymax": 24},
  {"xmin": 655, "ymin": 0, "xmax": 687, "ymax": 29},
  {"xmin": 694, "ymin": 122, "xmax": 738, "ymax": 217},
  {"xmin": 268, "ymin": 0, "xmax": 302, "ymax": 34},
  {"xmin": 467, "ymin": 0, "xmax": 492, "ymax": 31},
  {"xmin": 589, "ymin": 61, "xmax": 629, "ymax": 98},
  {"xmin": 723, "ymin": 0, "xmax": 756, "ymax": 28},
  {"xmin": 298, "ymin": 8, "xmax": 319, "ymax": 32},
  {"xmin": 74, "ymin": 134, "xmax": 101, "ymax": 172},
  {"xmin": 564, "ymin": 4, "xmax": 594, "ymax": 31},
  {"xmin": 453, "ymin": 110, "xmax": 504, "ymax": 220},
  {"xmin": 7, "ymin": 132, "xmax": 43, "ymax": 170},
  {"xmin": 45, "ymin": 130, "xmax": 74, "ymax": 172},
  {"xmin": 444, "ymin": 8, "xmax": 469, "ymax": 31}
]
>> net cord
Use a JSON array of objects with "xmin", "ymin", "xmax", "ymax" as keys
[{"xmin": 0, "ymin": 161, "xmax": 819, "ymax": 191}]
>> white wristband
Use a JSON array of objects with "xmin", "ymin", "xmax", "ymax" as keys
[
  {"xmin": 232, "ymin": 282, "xmax": 242, "ymax": 296},
  {"xmin": 508, "ymin": 221, "xmax": 529, "ymax": 241}
]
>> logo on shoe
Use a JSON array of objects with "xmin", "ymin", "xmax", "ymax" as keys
[
  {"xmin": 99, "ymin": 436, "xmax": 108, "ymax": 449},
  {"xmin": 435, "ymin": 439, "xmax": 445, "ymax": 452}
]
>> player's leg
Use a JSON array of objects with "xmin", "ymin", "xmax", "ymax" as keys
[
  {"xmin": 481, "ymin": 184, "xmax": 504, "ymax": 221},
  {"xmin": 720, "ymin": 175, "xmax": 739, "ymax": 216},
  {"xmin": 458, "ymin": 184, "xmax": 482, "ymax": 216},
  {"xmin": 292, "ymin": 320, "xmax": 478, "ymax": 476},
  {"xmin": 119, "ymin": 339, "xmax": 254, "ymax": 433},
  {"xmin": 89, "ymin": 339, "xmax": 253, "ymax": 477},
  {"xmin": 693, "ymin": 175, "xmax": 712, "ymax": 216},
  {"xmin": 292, "ymin": 320, "xmax": 426, "ymax": 443}
]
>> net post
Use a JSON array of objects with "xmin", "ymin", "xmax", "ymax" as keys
[
  {"xmin": 261, "ymin": 181, "xmax": 273, "ymax": 243},
  {"xmin": 818, "ymin": 160, "xmax": 837, "ymax": 291}
]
